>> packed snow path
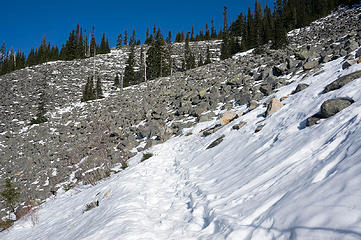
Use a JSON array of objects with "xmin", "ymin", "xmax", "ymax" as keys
[{"xmin": 2, "ymin": 55, "xmax": 361, "ymax": 239}]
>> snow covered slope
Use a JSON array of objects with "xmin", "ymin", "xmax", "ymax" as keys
[{"xmin": 2, "ymin": 55, "xmax": 361, "ymax": 239}]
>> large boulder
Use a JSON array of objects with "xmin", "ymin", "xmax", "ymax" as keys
[
  {"xmin": 220, "ymin": 110, "xmax": 237, "ymax": 125},
  {"xmin": 264, "ymin": 98, "xmax": 283, "ymax": 117},
  {"xmin": 292, "ymin": 83, "xmax": 309, "ymax": 94},
  {"xmin": 356, "ymin": 48, "xmax": 361, "ymax": 59},
  {"xmin": 345, "ymin": 40, "xmax": 359, "ymax": 52},
  {"xmin": 206, "ymin": 135, "xmax": 225, "ymax": 149},
  {"xmin": 320, "ymin": 97, "xmax": 354, "ymax": 118},
  {"xmin": 303, "ymin": 60, "xmax": 319, "ymax": 70},
  {"xmin": 248, "ymin": 100, "xmax": 259, "ymax": 111},
  {"xmin": 342, "ymin": 60, "xmax": 356, "ymax": 70},
  {"xmin": 322, "ymin": 70, "xmax": 361, "ymax": 93},
  {"xmin": 259, "ymin": 84, "xmax": 273, "ymax": 96}
]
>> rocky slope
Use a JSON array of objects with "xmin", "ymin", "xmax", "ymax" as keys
[{"xmin": 0, "ymin": 6, "xmax": 360, "ymax": 219}]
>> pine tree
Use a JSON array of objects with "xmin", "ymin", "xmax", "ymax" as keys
[
  {"xmin": 183, "ymin": 33, "xmax": 196, "ymax": 70},
  {"xmin": 146, "ymin": 28, "xmax": 170, "ymax": 80},
  {"xmin": 221, "ymin": 6, "xmax": 232, "ymax": 60},
  {"xmin": 272, "ymin": 0, "xmax": 288, "ymax": 49},
  {"xmin": 211, "ymin": 18, "xmax": 217, "ymax": 39},
  {"xmin": 123, "ymin": 41, "xmax": 136, "ymax": 87},
  {"xmin": 0, "ymin": 43, "xmax": 6, "ymax": 64},
  {"xmin": 191, "ymin": 25, "xmax": 195, "ymax": 41},
  {"xmin": 114, "ymin": 74, "xmax": 120, "ymax": 87},
  {"xmin": 95, "ymin": 76, "xmax": 104, "ymax": 99},
  {"xmin": 204, "ymin": 46, "xmax": 211, "ymax": 64},
  {"xmin": 0, "ymin": 177, "xmax": 20, "ymax": 213},
  {"xmin": 139, "ymin": 46, "xmax": 145, "ymax": 82},
  {"xmin": 198, "ymin": 53, "xmax": 204, "ymax": 67},
  {"xmin": 30, "ymin": 91, "xmax": 48, "ymax": 125},
  {"xmin": 124, "ymin": 29, "xmax": 128, "ymax": 45},
  {"xmin": 99, "ymin": 33, "xmax": 107, "ymax": 54},
  {"xmin": 116, "ymin": 33, "xmax": 122, "ymax": 47},
  {"xmin": 82, "ymin": 76, "xmax": 96, "ymax": 102},
  {"xmin": 90, "ymin": 26, "xmax": 97, "ymax": 57}
]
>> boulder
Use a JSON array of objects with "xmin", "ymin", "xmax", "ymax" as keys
[
  {"xmin": 259, "ymin": 84, "xmax": 273, "ymax": 96},
  {"xmin": 320, "ymin": 97, "xmax": 354, "ymax": 118},
  {"xmin": 306, "ymin": 113, "xmax": 324, "ymax": 127},
  {"xmin": 292, "ymin": 83, "xmax": 309, "ymax": 94},
  {"xmin": 220, "ymin": 110, "xmax": 237, "ymax": 125},
  {"xmin": 342, "ymin": 60, "xmax": 356, "ymax": 70},
  {"xmin": 232, "ymin": 121, "xmax": 247, "ymax": 130},
  {"xmin": 303, "ymin": 60, "xmax": 319, "ymax": 70},
  {"xmin": 322, "ymin": 70, "xmax": 361, "ymax": 93},
  {"xmin": 356, "ymin": 48, "xmax": 361, "ymax": 59},
  {"xmin": 255, "ymin": 124, "xmax": 265, "ymax": 133},
  {"xmin": 198, "ymin": 112, "xmax": 216, "ymax": 122},
  {"xmin": 321, "ymin": 55, "xmax": 331, "ymax": 63},
  {"xmin": 248, "ymin": 100, "xmax": 259, "ymax": 111},
  {"xmin": 202, "ymin": 124, "xmax": 223, "ymax": 137},
  {"xmin": 206, "ymin": 135, "xmax": 225, "ymax": 149},
  {"xmin": 345, "ymin": 40, "xmax": 359, "ymax": 52},
  {"xmin": 273, "ymin": 64, "xmax": 287, "ymax": 77},
  {"xmin": 264, "ymin": 98, "xmax": 283, "ymax": 117}
]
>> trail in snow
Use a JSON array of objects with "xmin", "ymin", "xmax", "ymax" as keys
[{"xmin": 2, "ymin": 49, "xmax": 361, "ymax": 240}]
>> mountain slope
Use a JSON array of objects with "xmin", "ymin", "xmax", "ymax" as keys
[{"xmin": 1, "ymin": 48, "xmax": 361, "ymax": 239}]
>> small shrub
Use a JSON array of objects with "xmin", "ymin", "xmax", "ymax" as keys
[
  {"xmin": 62, "ymin": 183, "xmax": 74, "ymax": 192},
  {"xmin": 0, "ymin": 219, "xmax": 13, "ymax": 231},
  {"xmin": 141, "ymin": 153, "xmax": 153, "ymax": 162},
  {"xmin": 121, "ymin": 161, "xmax": 128, "ymax": 170},
  {"xmin": 83, "ymin": 200, "xmax": 99, "ymax": 213}
]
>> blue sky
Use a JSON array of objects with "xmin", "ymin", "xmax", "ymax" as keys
[{"xmin": 2, "ymin": 0, "xmax": 273, "ymax": 55}]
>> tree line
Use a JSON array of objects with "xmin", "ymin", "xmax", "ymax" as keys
[
  {"xmin": 220, "ymin": 0, "xmax": 360, "ymax": 60},
  {"xmin": 1, "ymin": 0, "xmax": 358, "ymax": 76},
  {"xmin": 0, "ymin": 25, "xmax": 110, "ymax": 76}
]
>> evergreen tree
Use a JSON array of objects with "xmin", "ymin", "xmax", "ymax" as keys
[
  {"xmin": 99, "ymin": 33, "xmax": 107, "ymax": 54},
  {"xmin": 90, "ymin": 26, "xmax": 97, "ymax": 57},
  {"xmin": 123, "ymin": 40, "xmax": 136, "ymax": 87},
  {"xmin": 0, "ymin": 177, "xmax": 20, "ymax": 213},
  {"xmin": 82, "ymin": 76, "xmax": 96, "ymax": 102},
  {"xmin": 95, "ymin": 76, "xmax": 104, "ymax": 99},
  {"xmin": 205, "ymin": 23, "xmax": 210, "ymax": 40},
  {"xmin": 139, "ymin": 46, "xmax": 145, "ymax": 82},
  {"xmin": 191, "ymin": 25, "xmax": 195, "ymax": 41},
  {"xmin": 146, "ymin": 28, "xmax": 170, "ymax": 80},
  {"xmin": 183, "ymin": 33, "xmax": 196, "ymax": 70},
  {"xmin": 198, "ymin": 53, "xmax": 204, "ymax": 67},
  {"xmin": 211, "ymin": 18, "xmax": 217, "ymax": 39},
  {"xmin": 272, "ymin": 0, "xmax": 288, "ymax": 49},
  {"xmin": 166, "ymin": 31, "xmax": 172, "ymax": 43},
  {"xmin": 30, "ymin": 91, "xmax": 48, "ymax": 125},
  {"xmin": 221, "ymin": 6, "xmax": 232, "ymax": 60},
  {"xmin": 114, "ymin": 74, "xmax": 120, "ymax": 87},
  {"xmin": 124, "ymin": 29, "xmax": 128, "ymax": 45},
  {"xmin": 0, "ymin": 43, "xmax": 6, "ymax": 64},
  {"xmin": 116, "ymin": 33, "xmax": 122, "ymax": 47},
  {"xmin": 204, "ymin": 46, "xmax": 211, "ymax": 64}
]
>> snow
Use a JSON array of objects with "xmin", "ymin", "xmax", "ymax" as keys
[{"xmin": 2, "ymin": 55, "xmax": 361, "ymax": 239}]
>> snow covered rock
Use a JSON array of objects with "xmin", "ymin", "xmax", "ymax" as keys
[
  {"xmin": 320, "ymin": 97, "xmax": 354, "ymax": 118},
  {"xmin": 220, "ymin": 111, "xmax": 237, "ymax": 125},
  {"xmin": 248, "ymin": 100, "xmax": 259, "ymax": 111},
  {"xmin": 292, "ymin": 83, "xmax": 309, "ymax": 94},
  {"xmin": 322, "ymin": 70, "xmax": 361, "ymax": 93},
  {"xmin": 303, "ymin": 60, "xmax": 319, "ymax": 70},
  {"xmin": 264, "ymin": 98, "xmax": 283, "ymax": 117}
]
